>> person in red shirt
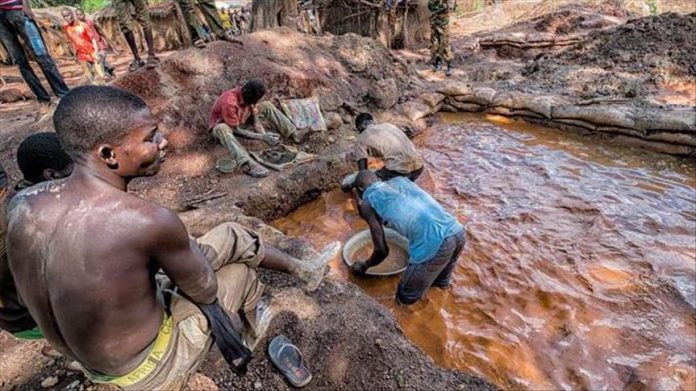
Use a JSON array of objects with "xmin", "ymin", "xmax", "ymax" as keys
[
  {"xmin": 209, "ymin": 78, "xmax": 309, "ymax": 178},
  {"xmin": 75, "ymin": 8, "xmax": 115, "ymax": 78},
  {"xmin": 62, "ymin": 8, "xmax": 105, "ymax": 84}
]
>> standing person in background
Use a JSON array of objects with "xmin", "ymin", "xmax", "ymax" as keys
[
  {"xmin": 428, "ymin": 0, "xmax": 455, "ymax": 76},
  {"xmin": 75, "ymin": 8, "xmax": 116, "ymax": 77},
  {"xmin": 176, "ymin": 0, "xmax": 209, "ymax": 48},
  {"xmin": 62, "ymin": 8, "xmax": 107, "ymax": 84},
  {"xmin": 177, "ymin": 0, "xmax": 237, "ymax": 49},
  {"xmin": 113, "ymin": 0, "xmax": 159, "ymax": 72},
  {"xmin": 0, "ymin": 0, "xmax": 70, "ymax": 115}
]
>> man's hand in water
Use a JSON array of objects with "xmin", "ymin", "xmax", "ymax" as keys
[
  {"xmin": 262, "ymin": 133, "xmax": 280, "ymax": 146},
  {"xmin": 350, "ymin": 261, "xmax": 369, "ymax": 276}
]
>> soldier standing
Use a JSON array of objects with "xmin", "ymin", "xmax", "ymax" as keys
[{"xmin": 428, "ymin": 0, "xmax": 455, "ymax": 76}]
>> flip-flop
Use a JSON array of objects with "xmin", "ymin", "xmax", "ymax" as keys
[
  {"xmin": 128, "ymin": 59, "xmax": 145, "ymax": 72},
  {"xmin": 146, "ymin": 56, "xmax": 160, "ymax": 69},
  {"xmin": 215, "ymin": 158, "xmax": 237, "ymax": 174},
  {"xmin": 268, "ymin": 335, "xmax": 312, "ymax": 388},
  {"xmin": 241, "ymin": 161, "xmax": 269, "ymax": 178}
]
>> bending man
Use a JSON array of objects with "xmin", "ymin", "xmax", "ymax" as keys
[
  {"xmin": 6, "ymin": 86, "xmax": 333, "ymax": 390},
  {"xmin": 342, "ymin": 112, "xmax": 424, "ymax": 191},
  {"xmin": 349, "ymin": 171, "xmax": 465, "ymax": 304}
]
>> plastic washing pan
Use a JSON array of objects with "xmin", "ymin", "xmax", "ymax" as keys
[{"xmin": 342, "ymin": 228, "xmax": 410, "ymax": 276}]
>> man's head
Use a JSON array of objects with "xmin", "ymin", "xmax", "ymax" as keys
[
  {"xmin": 241, "ymin": 78, "xmax": 266, "ymax": 105},
  {"xmin": 16, "ymin": 132, "xmax": 74, "ymax": 185},
  {"xmin": 75, "ymin": 8, "xmax": 85, "ymax": 21},
  {"xmin": 54, "ymin": 86, "xmax": 168, "ymax": 179},
  {"xmin": 354, "ymin": 170, "xmax": 379, "ymax": 197},
  {"xmin": 61, "ymin": 8, "xmax": 75, "ymax": 24},
  {"xmin": 355, "ymin": 112, "xmax": 374, "ymax": 133}
]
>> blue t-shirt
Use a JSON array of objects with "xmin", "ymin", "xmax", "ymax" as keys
[{"xmin": 363, "ymin": 177, "xmax": 463, "ymax": 264}]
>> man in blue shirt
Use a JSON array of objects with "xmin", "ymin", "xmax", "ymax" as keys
[{"xmin": 350, "ymin": 170, "xmax": 465, "ymax": 304}]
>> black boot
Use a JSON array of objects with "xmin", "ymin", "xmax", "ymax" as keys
[{"xmin": 446, "ymin": 62, "xmax": 453, "ymax": 77}]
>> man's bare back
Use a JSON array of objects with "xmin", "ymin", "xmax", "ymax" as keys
[{"xmin": 8, "ymin": 175, "xmax": 174, "ymax": 374}]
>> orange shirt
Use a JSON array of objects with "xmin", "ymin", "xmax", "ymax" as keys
[{"xmin": 63, "ymin": 21, "xmax": 97, "ymax": 63}]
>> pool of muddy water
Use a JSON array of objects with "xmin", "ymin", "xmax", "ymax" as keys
[{"xmin": 272, "ymin": 113, "xmax": 696, "ymax": 390}]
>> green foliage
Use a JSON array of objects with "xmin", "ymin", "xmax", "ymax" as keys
[
  {"xmin": 30, "ymin": 0, "xmax": 81, "ymax": 8},
  {"xmin": 645, "ymin": 0, "xmax": 658, "ymax": 15},
  {"xmin": 80, "ymin": 0, "xmax": 108, "ymax": 13}
]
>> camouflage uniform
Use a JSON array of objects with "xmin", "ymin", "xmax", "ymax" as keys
[
  {"xmin": 176, "ymin": 0, "xmax": 226, "ymax": 42},
  {"xmin": 113, "ymin": 0, "xmax": 151, "ymax": 34},
  {"xmin": 428, "ymin": 0, "xmax": 453, "ymax": 63}
]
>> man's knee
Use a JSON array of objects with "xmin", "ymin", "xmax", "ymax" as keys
[
  {"xmin": 216, "ymin": 264, "xmax": 263, "ymax": 314},
  {"xmin": 256, "ymin": 101, "xmax": 275, "ymax": 115},
  {"xmin": 136, "ymin": 15, "xmax": 152, "ymax": 29}
]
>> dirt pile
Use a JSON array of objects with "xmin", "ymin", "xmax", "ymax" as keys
[
  {"xmin": 113, "ymin": 28, "xmax": 412, "ymax": 143},
  {"xmin": 524, "ymin": 12, "xmax": 696, "ymax": 97},
  {"xmin": 102, "ymin": 28, "xmax": 421, "ymax": 219}
]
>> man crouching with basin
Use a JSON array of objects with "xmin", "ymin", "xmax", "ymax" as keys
[{"xmin": 349, "ymin": 170, "xmax": 465, "ymax": 305}]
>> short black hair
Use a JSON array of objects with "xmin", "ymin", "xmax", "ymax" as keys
[
  {"xmin": 241, "ymin": 78, "xmax": 266, "ymax": 105},
  {"xmin": 54, "ymin": 86, "xmax": 148, "ymax": 158},
  {"xmin": 355, "ymin": 112, "xmax": 374, "ymax": 132},
  {"xmin": 17, "ymin": 132, "xmax": 73, "ymax": 184}
]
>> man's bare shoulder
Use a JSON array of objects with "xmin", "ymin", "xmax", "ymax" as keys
[
  {"xmin": 7, "ymin": 179, "xmax": 183, "ymax": 239},
  {"xmin": 7, "ymin": 179, "xmax": 69, "ymax": 223}
]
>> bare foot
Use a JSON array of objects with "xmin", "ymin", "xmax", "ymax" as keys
[{"xmin": 299, "ymin": 241, "xmax": 340, "ymax": 292}]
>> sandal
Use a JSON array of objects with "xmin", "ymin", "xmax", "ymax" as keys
[
  {"xmin": 241, "ymin": 161, "xmax": 269, "ymax": 178},
  {"xmin": 145, "ymin": 56, "xmax": 160, "ymax": 69},
  {"xmin": 193, "ymin": 38, "xmax": 206, "ymax": 49},
  {"xmin": 128, "ymin": 59, "xmax": 145, "ymax": 72},
  {"xmin": 268, "ymin": 335, "xmax": 312, "ymax": 388}
]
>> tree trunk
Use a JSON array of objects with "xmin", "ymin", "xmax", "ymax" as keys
[
  {"xmin": 318, "ymin": 0, "xmax": 430, "ymax": 49},
  {"xmin": 250, "ymin": 0, "xmax": 299, "ymax": 32}
]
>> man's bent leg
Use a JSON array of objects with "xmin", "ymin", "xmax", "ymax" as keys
[
  {"xmin": 433, "ymin": 231, "xmax": 465, "ymax": 288},
  {"xmin": 0, "ymin": 12, "xmax": 51, "ymax": 102},
  {"xmin": 257, "ymin": 101, "xmax": 297, "ymax": 139},
  {"xmin": 212, "ymin": 123, "xmax": 253, "ymax": 167},
  {"xmin": 396, "ymin": 235, "xmax": 459, "ymax": 304},
  {"xmin": 196, "ymin": 222, "xmax": 264, "ymax": 271},
  {"xmin": 126, "ymin": 263, "xmax": 263, "ymax": 390}
]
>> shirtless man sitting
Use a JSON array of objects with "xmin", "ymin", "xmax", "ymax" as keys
[{"xmin": 6, "ymin": 86, "xmax": 334, "ymax": 390}]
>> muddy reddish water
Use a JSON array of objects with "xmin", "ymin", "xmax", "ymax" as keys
[{"xmin": 273, "ymin": 113, "xmax": 696, "ymax": 390}]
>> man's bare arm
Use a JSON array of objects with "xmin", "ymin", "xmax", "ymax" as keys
[
  {"xmin": 148, "ymin": 208, "xmax": 217, "ymax": 304},
  {"xmin": 351, "ymin": 199, "xmax": 388, "ymax": 275},
  {"xmin": 233, "ymin": 126, "xmax": 279, "ymax": 145}
]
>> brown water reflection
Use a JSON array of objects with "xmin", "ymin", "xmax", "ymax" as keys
[{"xmin": 272, "ymin": 113, "xmax": 696, "ymax": 390}]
